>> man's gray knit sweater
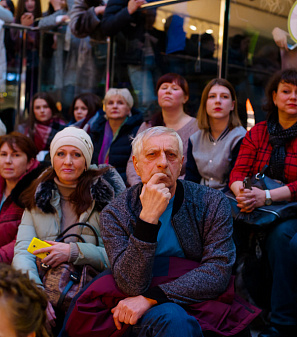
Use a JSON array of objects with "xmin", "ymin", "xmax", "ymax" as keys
[{"xmin": 99, "ymin": 179, "xmax": 236, "ymax": 305}]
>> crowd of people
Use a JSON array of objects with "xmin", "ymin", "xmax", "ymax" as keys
[
  {"xmin": 0, "ymin": 67, "xmax": 295, "ymax": 337},
  {"xmin": 0, "ymin": 1, "xmax": 296, "ymax": 337}
]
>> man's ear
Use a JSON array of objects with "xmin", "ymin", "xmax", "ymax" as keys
[{"xmin": 132, "ymin": 155, "xmax": 141, "ymax": 176}]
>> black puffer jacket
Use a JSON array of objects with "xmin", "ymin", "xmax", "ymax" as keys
[{"xmin": 90, "ymin": 108, "xmax": 143, "ymax": 183}]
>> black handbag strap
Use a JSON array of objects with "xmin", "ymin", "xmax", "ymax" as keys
[
  {"xmin": 57, "ymin": 233, "xmax": 86, "ymax": 243},
  {"xmin": 56, "ymin": 222, "xmax": 100, "ymax": 246}
]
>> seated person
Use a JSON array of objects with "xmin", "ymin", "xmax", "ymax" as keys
[
  {"xmin": 0, "ymin": 132, "xmax": 41, "ymax": 264},
  {"xmin": 90, "ymin": 88, "xmax": 142, "ymax": 184},
  {"xmin": 99, "ymin": 126, "xmax": 258, "ymax": 336},
  {"xmin": 229, "ymin": 68, "xmax": 297, "ymax": 337},
  {"xmin": 18, "ymin": 92, "xmax": 66, "ymax": 160},
  {"xmin": 185, "ymin": 78, "xmax": 246, "ymax": 191},
  {"xmin": 12, "ymin": 127, "xmax": 125, "ymax": 331},
  {"xmin": 68, "ymin": 92, "xmax": 103, "ymax": 132},
  {"xmin": 0, "ymin": 264, "xmax": 49, "ymax": 337}
]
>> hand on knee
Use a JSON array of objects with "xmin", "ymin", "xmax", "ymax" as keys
[{"xmin": 111, "ymin": 295, "xmax": 157, "ymax": 330}]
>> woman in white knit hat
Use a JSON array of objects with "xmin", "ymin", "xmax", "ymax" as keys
[{"xmin": 12, "ymin": 127, "xmax": 125, "ymax": 332}]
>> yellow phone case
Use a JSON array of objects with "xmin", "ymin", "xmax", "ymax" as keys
[{"xmin": 27, "ymin": 237, "xmax": 52, "ymax": 259}]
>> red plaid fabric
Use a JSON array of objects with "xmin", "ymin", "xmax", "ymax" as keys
[{"xmin": 229, "ymin": 121, "xmax": 297, "ymax": 201}]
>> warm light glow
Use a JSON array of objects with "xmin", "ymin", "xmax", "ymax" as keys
[
  {"xmin": 190, "ymin": 25, "xmax": 197, "ymax": 31},
  {"xmin": 246, "ymin": 98, "xmax": 255, "ymax": 131},
  {"xmin": 162, "ymin": 18, "xmax": 166, "ymax": 23},
  {"xmin": 206, "ymin": 29, "xmax": 213, "ymax": 34}
]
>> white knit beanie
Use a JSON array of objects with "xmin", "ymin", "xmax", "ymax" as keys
[{"xmin": 50, "ymin": 127, "xmax": 94, "ymax": 168}]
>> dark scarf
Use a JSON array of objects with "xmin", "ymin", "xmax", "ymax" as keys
[{"xmin": 267, "ymin": 114, "xmax": 297, "ymax": 182}]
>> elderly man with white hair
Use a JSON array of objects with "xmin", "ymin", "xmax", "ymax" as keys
[
  {"xmin": 96, "ymin": 126, "xmax": 261, "ymax": 337},
  {"xmin": 62, "ymin": 126, "xmax": 260, "ymax": 337}
]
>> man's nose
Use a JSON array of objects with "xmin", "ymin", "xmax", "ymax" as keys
[{"xmin": 157, "ymin": 152, "xmax": 168, "ymax": 168}]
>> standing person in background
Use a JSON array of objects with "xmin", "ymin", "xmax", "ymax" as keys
[
  {"xmin": 272, "ymin": 27, "xmax": 297, "ymax": 70},
  {"xmin": 0, "ymin": 133, "xmax": 40, "ymax": 264},
  {"xmin": 0, "ymin": 1, "xmax": 13, "ymax": 96},
  {"xmin": 14, "ymin": 0, "xmax": 42, "ymax": 25},
  {"xmin": 90, "ymin": 88, "xmax": 142, "ymax": 184},
  {"xmin": 38, "ymin": 0, "xmax": 69, "ymax": 92},
  {"xmin": 0, "ymin": 1, "xmax": 13, "ymax": 22},
  {"xmin": 185, "ymin": 78, "xmax": 246, "ymax": 191},
  {"xmin": 70, "ymin": 0, "xmax": 107, "ymax": 40},
  {"xmin": 13, "ymin": 0, "xmax": 42, "ymax": 109},
  {"xmin": 101, "ymin": 0, "xmax": 163, "ymax": 116},
  {"xmin": 68, "ymin": 92, "xmax": 103, "ymax": 132},
  {"xmin": 126, "ymin": 73, "xmax": 198, "ymax": 186}
]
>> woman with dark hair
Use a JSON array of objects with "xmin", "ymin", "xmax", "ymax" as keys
[
  {"xmin": 12, "ymin": 127, "xmax": 125, "ymax": 331},
  {"xmin": 24, "ymin": 92, "xmax": 66, "ymax": 156},
  {"xmin": 68, "ymin": 92, "xmax": 103, "ymax": 132},
  {"xmin": 14, "ymin": 0, "xmax": 42, "ymax": 24},
  {"xmin": 126, "ymin": 73, "xmax": 198, "ymax": 186},
  {"xmin": 185, "ymin": 78, "xmax": 246, "ymax": 190},
  {"xmin": 229, "ymin": 68, "xmax": 297, "ymax": 337},
  {"xmin": 0, "ymin": 132, "xmax": 40, "ymax": 264},
  {"xmin": 0, "ymin": 264, "xmax": 49, "ymax": 337}
]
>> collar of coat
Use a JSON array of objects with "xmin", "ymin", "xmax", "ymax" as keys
[
  {"xmin": 9, "ymin": 162, "xmax": 49, "ymax": 208},
  {"xmin": 35, "ymin": 171, "xmax": 119, "ymax": 214}
]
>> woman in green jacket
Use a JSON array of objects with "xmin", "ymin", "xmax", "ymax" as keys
[{"xmin": 12, "ymin": 127, "xmax": 125, "ymax": 331}]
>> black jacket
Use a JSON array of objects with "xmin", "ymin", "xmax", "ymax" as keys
[{"xmin": 90, "ymin": 108, "xmax": 143, "ymax": 183}]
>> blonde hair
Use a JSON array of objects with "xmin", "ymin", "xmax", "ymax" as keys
[{"xmin": 104, "ymin": 88, "xmax": 134, "ymax": 109}]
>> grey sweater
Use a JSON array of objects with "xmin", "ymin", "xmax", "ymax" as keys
[
  {"xmin": 99, "ymin": 179, "xmax": 235, "ymax": 305},
  {"xmin": 187, "ymin": 126, "xmax": 246, "ymax": 190}
]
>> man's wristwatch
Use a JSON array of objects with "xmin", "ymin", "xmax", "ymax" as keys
[{"xmin": 265, "ymin": 190, "xmax": 272, "ymax": 206}]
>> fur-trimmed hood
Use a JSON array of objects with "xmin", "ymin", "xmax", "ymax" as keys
[{"xmin": 35, "ymin": 165, "xmax": 125, "ymax": 214}]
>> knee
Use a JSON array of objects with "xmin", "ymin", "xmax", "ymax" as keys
[
  {"xmin": 267, "ymin": 220, "xmax": 297, "ymax": 248},
  {"xmin": 143, "ymin": 303, "xmax": 202, "ymax": 334},
  {"xmin": 155, "ymin": 303, "xmax": 192, "ymax": 321}
]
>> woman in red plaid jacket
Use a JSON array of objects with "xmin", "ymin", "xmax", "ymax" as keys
[{"xmin": 229, "ymin": 68, "xmax": 297, "ymax": 337}]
